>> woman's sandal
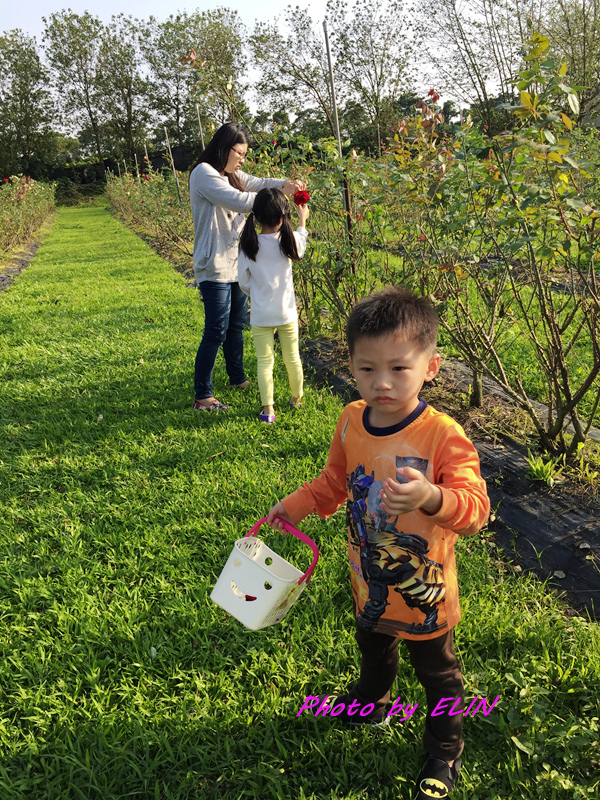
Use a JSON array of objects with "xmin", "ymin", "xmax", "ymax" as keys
[
  {"xmin": 229, "ymin": 381, "xmax": 254, "ymax": 390},
  {"xmin": 193, "ymin": 400, "xmax": 229, "ymax": 411},
  {"xmin": 289, "ymin": 399, "xmax": 302, "ymax": 410},
  {"xmin": 259, "ymin": 411, "xmax": 276, "ymax": 424}
]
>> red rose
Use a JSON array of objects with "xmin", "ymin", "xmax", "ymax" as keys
[
  {"xmin": 428, "ymin": 89, "xmax": 435, "ymax": 96},
  {"xmin": 419, "ymin": 233, "xmax": 426, "ymax": 241},
  {"xmin": 293, "ymin": 190, "xmax": 310, "ymax": 206}
]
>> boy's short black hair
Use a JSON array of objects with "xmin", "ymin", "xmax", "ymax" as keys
[{"xmin": 346, "ymin": 286, "xmax": 439, "ymax": 356}]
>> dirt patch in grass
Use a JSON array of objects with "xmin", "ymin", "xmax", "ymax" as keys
[{"xmin": 0, "ymin": 212, "xmax": 56, "ymax": 293}]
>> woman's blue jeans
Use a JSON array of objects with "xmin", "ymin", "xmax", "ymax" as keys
[{"xmin": 194, "ymin": 280, "xmax": 248, "ymax": 400}]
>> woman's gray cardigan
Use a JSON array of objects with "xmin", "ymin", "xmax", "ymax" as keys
[{"xmin": 189, "ymin": 162, "xmax": 286, "ymax": 284}]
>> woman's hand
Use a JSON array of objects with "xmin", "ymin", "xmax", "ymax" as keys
[{"xmin": 282, "ymin": 179, "xmax": 307, "ymax": 197}]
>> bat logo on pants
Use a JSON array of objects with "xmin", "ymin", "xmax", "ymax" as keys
[{"xmin": 418, "ymin": 777, "xmax": 449, "ymax": 798}]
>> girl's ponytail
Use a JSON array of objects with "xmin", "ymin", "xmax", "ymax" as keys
[
  {"xmin": 239, "ymin": 211, "xmax": 259, "ymax": 261},
  {"xmin": 278, "ymin": 211, "xmax": 300, "ymax": 262}
]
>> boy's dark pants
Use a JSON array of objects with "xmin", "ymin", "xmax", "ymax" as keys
[{"xmin": 352, "ymin": 625, "xmax": 464, "ymax": 762}]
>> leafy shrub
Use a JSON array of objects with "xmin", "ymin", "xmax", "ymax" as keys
[
  {"xmin": 0, "ymin": 175, "xmax": 55, "ymax": 253},
  {"xmin": 105, "ymin": 167, "xmax": 193, "ymax": 259},
  {"xmin": 387, "ymin": 30, "xmax": 600, "ymax": 455},
  {"xmin": 54, "ymin": 177, "xmax": 106, "ymax": 206}
]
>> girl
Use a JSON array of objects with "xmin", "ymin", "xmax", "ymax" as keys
[
  {"xmin": 238, "ymin": 188, "xmax": 309, "ymax": 423},
  {"xmin": 189, "ymin": 123, "xmax": 305, "ymax": 411}
]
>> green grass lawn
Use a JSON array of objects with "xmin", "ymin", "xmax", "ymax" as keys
[{"xmin": 0, "ymin": 203, "xmax": 598, "ymax": 799}]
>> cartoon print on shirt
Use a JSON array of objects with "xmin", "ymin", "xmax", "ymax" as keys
[
  {"xmin": 347, "ymin": 464, "xmax": 375, "ymax": 549},
  {"xmin": 347, "ymin": 458, "xmax": 446, "ymax": 635},
  {"xmin": 395, "ymin": 455, "xmax": 429, "ymax": 482}
]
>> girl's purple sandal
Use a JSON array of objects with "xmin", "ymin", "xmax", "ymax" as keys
[{"xmin": 259, "ymin": 412, "xmax": 276, "ymax": 424}]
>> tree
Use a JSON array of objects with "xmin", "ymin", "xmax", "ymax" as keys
[
  {"xmin": 187, "ymin": 8, "xmax": 248, "ymax": 125},
  {"xmin": 250, "ymin": 5, "xmax": 338, "ymax": 135},
  {"xmin": 390, "ymin": 31, "xmax": 600, "ymax": 454},
  {"xmin": 97, "ymin": 15, "xmax": 149, "ymax": 166},
  {"xmin": 542, "ymin": 0, "xmax": 600, "ymax": 121},
  {"xmin": 42, "ymin": 10, "xmax": 106, "ymax": 165},
  {"xmin": 327, "ymin": 0, "xmax": 414, "ymax": 126},
  {"xmin": 140, "ymin": 14, "xmax": 196, "ymax": 148},
  {"xmin": 292, "ymin": 107, "xmax": 333, "ymax": 140},
  {"xmin": 414, "ymin": 0, "xmax": 546, "ymax": 130},
  {"xmin": 0, "ymin": 30, "xmax": 54, "ymax": 177},
  {"xmin": 250, "ymin": 1, "xmax": 414, "ymax": 148},
  {"xmin": 45, "ymin": 132, "xmax": 83, "ymax": 167},
  {"xmin": 142, "ymin": 9, "xmax": 247, "ymax": 147}
]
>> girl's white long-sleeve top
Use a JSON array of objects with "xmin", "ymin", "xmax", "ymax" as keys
[{"xmin": 237, "ymin": 228, "xmax": 308, "ymax": 327}]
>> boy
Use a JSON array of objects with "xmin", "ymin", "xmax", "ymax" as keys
[{"xmin": 267, "ymin": 287, "xmax": 490, "ymax": 800}]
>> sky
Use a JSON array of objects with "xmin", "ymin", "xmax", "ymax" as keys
[{"xmin": 1, "ymin": 0, "xmax": 329, "ymax": 41}]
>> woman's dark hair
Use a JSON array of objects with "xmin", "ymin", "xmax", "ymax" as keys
[
  {"xmin": 239, "ymin": 188, "xmax": 300, "ymax": 262},
  {"xmin": 189, "ymin": 122, "xmax": 250, "ymax": 191}
]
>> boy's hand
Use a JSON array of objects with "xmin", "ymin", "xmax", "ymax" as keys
[
  {"xmin": 379, "ymin": 467, "xmax": 443, "ymax": 516},
  {"xmin": 266, "ymin": 502, "xmax": 294, "ymax": 531}
]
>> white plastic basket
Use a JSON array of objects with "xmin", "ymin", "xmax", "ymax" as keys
[{"xmin": 210, "ymin": 517, "xmax": 319, "ymax": 630}]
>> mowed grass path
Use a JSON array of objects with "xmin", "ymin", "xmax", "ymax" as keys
[{"xmin": 0, "ymin": 204, "xmax": 598, "ymax": 800}]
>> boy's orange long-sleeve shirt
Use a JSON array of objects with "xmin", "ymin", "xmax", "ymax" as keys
[{"xmin": 282, "ymin": 400, "xmax": 490, "ymax": 641}]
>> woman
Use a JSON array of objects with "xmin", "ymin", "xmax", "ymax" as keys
[{"xmin": 189, "ymin": 122, "xmax": 305, "ymax": 411}]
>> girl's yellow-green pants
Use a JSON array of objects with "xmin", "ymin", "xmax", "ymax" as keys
[{"xmin": 251, "ymin": 321, "xmax": 304, "ymax": 407}]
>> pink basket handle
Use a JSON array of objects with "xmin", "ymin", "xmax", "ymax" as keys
[{"xmin": 244, "ymin": 517, "xmax": 319, "ymax": 585}]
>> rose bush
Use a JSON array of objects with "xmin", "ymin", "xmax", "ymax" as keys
[
  {"xmin": 105, "ymin": 165, "xmax": 194, "ymax": 261},
  {"xmin": 105, "ymin": 67, "xmax": 600, "ymax": 452},
  {"xmin": 0, "ymin": 176, "xmax": 55, "ymax": 254}
]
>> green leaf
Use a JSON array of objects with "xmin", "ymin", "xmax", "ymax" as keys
[
  {"xmin": 568, "ymin": 94, "xmax": 580, "ymax": 115},
  {"xmin": 542, "ymin": 130, "xmax": 556, "ymax": 144},
  {"xmin": 511, "ymin": 736, "xmax": 534, "ymax": 756}
]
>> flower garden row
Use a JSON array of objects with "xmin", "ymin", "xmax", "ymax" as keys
[
  {"xmin": 106, "ymin": 37, "xmax": 600, "ymax": 459},
  {"xmin": 0, "ymin": 176, "xmax": 55, "ymax": 255},
  {"xmin": 2, "ymin": 33, "xmax": 598, "ymax": 457}
]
